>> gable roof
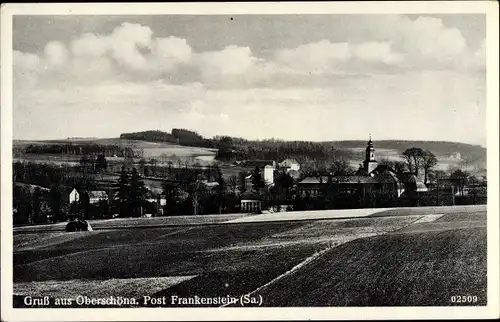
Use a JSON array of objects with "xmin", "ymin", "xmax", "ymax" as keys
[
  {"xmin": 298, "ymin": 176, "xmax": 329, "ymax": 184},
  {"xmin": 279, "ymin": 158, "xmax": 299, "ymax": 166},
  {"xmin": 416, "ymin": 182, "xmax": 428, "ymax": 192}
]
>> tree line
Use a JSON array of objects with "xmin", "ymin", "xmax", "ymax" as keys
[
  {"xmin": 214, "ymin": 135, "xmax": 357, "ymax": 163},
  {"xmin": 23, "ymin": 143, "xmax": 135, "ymax": 157},
  {"xmin": 121, "ymin": 129, "xmax": 214, "ymax": 148}
]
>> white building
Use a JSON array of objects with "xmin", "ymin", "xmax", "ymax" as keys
[
  {"xmin": 69, "ymin": 188, "xmax": 80, "ymax": 204},
  {"xmin": 263, "ymin": 165, "xmax": 275, "ymax": 185},
  {"xmin": 279, "ymin": 159, "xmax": 300, "ymax": 172}
]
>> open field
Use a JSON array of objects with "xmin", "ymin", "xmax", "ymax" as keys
[
  {"xmin": 13, "ymin": 138, "xmax": 217, "ymax": 161},
  {"xmin": 13, "ymin": 206, "xmax": 487, "ymax": 307},
  {"xmin": 257, "ymin": 227, "xmax": 486, "ymax": 306},
  {"xmin": 13, "ymin": 137, "xmax": 486, "ymax": 175},
  {"xmin": 14, "ymin": 213, "xmax": 252, "ymax": 233}
]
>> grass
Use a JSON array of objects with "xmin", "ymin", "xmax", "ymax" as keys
[
  {"xmin": 13, "ymin": 213, "xmax": 251, "ymax": 233},
  {"xmin": 14, "ymin": 138, "xmax": 216, "ymax": 159},
  {"xmin": 14, "ymin": 276, "xmax": 195, "ymax": 299},
  {"xmin": 14, "ymin": 227, "xmax": 184, "ymax": 253},
  {"xmin": 12, "ymin": 210, "xmax": 488, "ymax": 307},
  {"xmin": 14, "ymin": 243, "xmax": 324, "ymax": 308},
  {"xmin": 435, "ymin": 212, "xmax": 487, "ymax": 222},
  {"xmin": 14, "ymin": 222, "xmax": 307, "ymax": 282},
  {"xmin": 369, "ymin": 205, "xmax": 486, "ymax": 217},
  {"xmin": 256, "ymin": 227, "xmax": 487, "ymax": 306}
]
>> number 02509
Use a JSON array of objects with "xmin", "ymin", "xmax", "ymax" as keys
[{"xmin": 450, "ymin": 295, "xmax": 478, "ymax": 303}]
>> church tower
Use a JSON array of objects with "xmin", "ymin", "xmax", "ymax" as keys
[{"xmin": 363, "ymin": 136, "xmax": 378, "ymax": 175}]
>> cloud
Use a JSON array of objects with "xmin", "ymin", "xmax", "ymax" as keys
[
  {"xmin": 71, "ymin": 33, "xmax": 109, "ymax": 58},
  {"xmin": 12, "ymin": 17, "xmax": 486, "ymax": 145},
  {"xmin": 275, "ymin": 41, "xmax": 351, "ymax": 74},
  {"xmin": 13, "ymin": 50, "xmax": 40, "ymax": 70},
  {"xmin": 193, "ymin": 45, "xmax": 258, "ymax": 81},
  {"xmin": 44, "ymin": 41, "xmax": 69, "ymax": 67},
  {"xmin": 403, "ymin": 16, "xmax": 466, "ymax": 59},
  {"xmin": 151, "ymin": 36, "xmax": 192, "ymax": 71},
  {"xmin": 353, "ymin": 42, "xmax": 404, "ymax": 65},
  {"xmin": 13, "ymin": 16, "xmax": 484, "ymax": 91}
]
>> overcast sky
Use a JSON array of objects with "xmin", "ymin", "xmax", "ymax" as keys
[{"xmin": 13, "ymin": 14, "xmax": 486, "ymax": 145}]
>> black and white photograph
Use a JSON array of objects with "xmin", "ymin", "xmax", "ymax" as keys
[{"xmin": 1, "ymin": 2, "xmax": 498, "ymax": 321}]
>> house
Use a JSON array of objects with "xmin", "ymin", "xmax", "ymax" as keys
[
  {"xmin": 202, "ymin": 180, "xmax": 220, "ymax": 191},
  {"xmin": 263, "ymin": 165, "xmax": 275, "ymax": 185},
  {"xmin": 68, "ymin": 188, "xmax": 80, "ymax": 203},
  {"xmin": 146, "ymin": 195, "xmax": 167, "ymax": 206},
  {"xmin": 279, "ymin": 159, "xmax": 300, "ymax": 172},
  {"xmin": 243, "ymin": 161, "xmax": 276, "ymax": 190},
  {"xmin": 298, "ymin": 175, "xmax": 383, "ymax": 198},
  {"xmin": 240, "ymin": 191, "xmax": 262, "ymax": 213},
  {"xmin": 87, "ymin": 190, "xmax": 108, "ymax": 204},
  {"xmin": 297, "ymin": 138, "xmax": 428, "ymax": 203}
]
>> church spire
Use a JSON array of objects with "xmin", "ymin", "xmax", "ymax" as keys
[{"xmin": 364, "ymin": 135, "xmax": 377, "ymax": 174}]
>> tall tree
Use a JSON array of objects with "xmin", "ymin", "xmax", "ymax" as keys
[
  {"xmin": 215, "ymin": 166, "xmax": 226, "ymax": 214},
  {"xmin": 79, "ymin": 155, "xmax": 92, "ymax": 174},
  {"xmin": 150, "ymin": 158, "xmax": 158, "ymax": 176},
  {"xmin": 48, "ymin": 184, "xmax": 68, "ymax": 222},
  {"xmin": 274, "ymin": 170, "xmax": 294, "ymax": 201},
  {"xmin": 138, "ymin": 158, "xmax": 146, "ymax": 175},
  {"xmin": 118, "ymin": 166, "xmax": 130, "ymax": 217},
  {"xmin": 228, "ymin": 175, "xmax": 238, "ymax": 194},
  {"xmin": 238, "ymin": 171, "xmax": 248, "ymax": 194},
  {"xmin": 329, "ymin": 160, "xmax": 355, "ymax": 176},
  {"xmin": 185, "ymin": 168, "xmax": 206, "ymax": 216},
  {"xmin": 130, "ymin": 168, "xmax": 147, "ymax": 217},
  {"xmin": 402, "ymin": 147, "xmax": 426, "ymax": 176},
  {"xmin": 123, "ymin": 155, "xmax": 134, "ymax": 170},
  {"xmin": 95, "ymin": 154, "xmax": 107, "ymax": 173},
  {"xmin": 421, "ymin": 150, "xmax": 438, "ymax": 185},
  {"xmin": 251, "ymin": 166, "xmax": 265, "ymax": 192},
  {"xmin": 32, "ymin": 187, "xmax": 49, "ymax": 224},
  {"xmin": 450, "ymin": 169, "xmax": 470, "ymax": 196},
  {"xmin": 378, "ymin": 159, "xmax": 408, "ymax": 173},
  {"xmin": 162, "ymin": 181, "xmax": 180, "ymax": 216},
  {"xmin": 13, "ymin": 185, "xmax": 33, "ymax": 225}
]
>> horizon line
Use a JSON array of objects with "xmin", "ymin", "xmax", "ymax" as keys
[{"xmin": 12, "ymin": 136, "xmax": 486, "ymax": 148}]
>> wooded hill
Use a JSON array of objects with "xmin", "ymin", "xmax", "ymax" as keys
[{"xmin": 117, "ymin": 130, "xmax": 485, "ymax": 167}]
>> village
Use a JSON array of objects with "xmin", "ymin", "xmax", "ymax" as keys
[{"xmin": 12, "ymin": 137, "xmax": 487, "ymax": 226}]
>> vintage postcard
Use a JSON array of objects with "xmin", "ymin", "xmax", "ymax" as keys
[{"xmin": 1, "ymin": 1, "xmax": 499, "ymax": 321}]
